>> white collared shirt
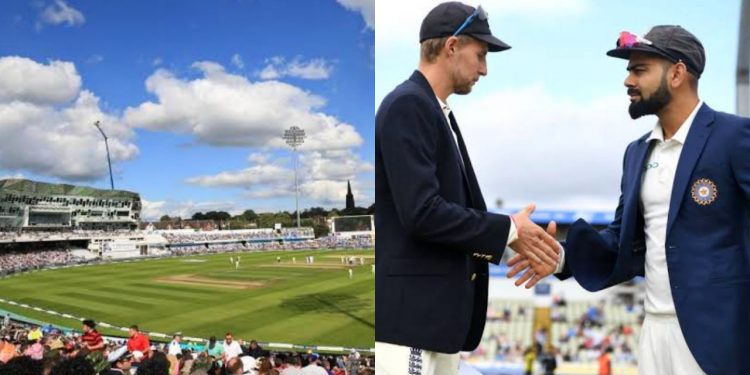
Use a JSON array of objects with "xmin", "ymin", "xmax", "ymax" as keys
[
  {"xmin": 435, "ymin": 96, "xmax": 518, "ymax": 247},
  {"xmin": 436, "ymin": 96, "xmax": 464, "ymax": 167},
  {"xmin": 641, "ymin": 100, "xmax": 703, "ymax": 314},
  {"xmin": 222, "ymin": 340, "xmax": 243, "ymax": 360},
  {"xmin": 168, "ymin": 340, "xmax": 182, "ymax": 356}
]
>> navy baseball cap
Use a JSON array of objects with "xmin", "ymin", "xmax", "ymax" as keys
[
  {"xmin": 420, "ymin": 2, "xmax": 511, "ymax": 52},
  {"xmin": 606, "ymin": 25, "xmax": 705, "ymax": 78}
]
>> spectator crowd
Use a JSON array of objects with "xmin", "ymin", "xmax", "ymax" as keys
[
  {"xmin": 0, "ymin": 318, "xmax": 374, "ymax": 375},
  {"xmin": 466, "ymin": 296, "xmax": 643, "ymax": 373},
  {"xmin": 0, "ymin": 249, "xmax": 78, "ymax": 274}
]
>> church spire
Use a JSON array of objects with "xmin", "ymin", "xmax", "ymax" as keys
[{"xmin": 346, "ymin": 180, "xmax": 355, "ymax": 209}]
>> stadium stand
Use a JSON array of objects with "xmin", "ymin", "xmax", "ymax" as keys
[
  {"xmin": 0, "ymin": 249, "xmax": 79, "ymax": 274},
  {"xmin": 548, "ymin": 299, "xmax": 640, "ymax": 365},
  {"xmin": 466, "ymin": 296, "xmax": 642, "ymax": 373},
  {"xmin": 0, "ymin": 318, "xmax": 374, "ymax": 374},
  {"xmin": 0, "ymin": 178, "xmax": 375, "ymax": 374},
  {"xmin": 0, "ymin": 227, "xmax": 375, "ymax": 374},
  {"xmin": 0, "ymin": 179, "xmax": 141, "ymax": 231},
  {"xmin": 0, "ymin": 228, "xmax": 373, "ymax": 273}
]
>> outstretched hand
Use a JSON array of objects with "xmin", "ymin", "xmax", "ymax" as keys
[
  {"xmin": 507, "ymin": 221, "xmax": 559, "ymax": 288},
  {"xmin": 509, "ymin": 204, "xmax": 560, "ymax": 273}
]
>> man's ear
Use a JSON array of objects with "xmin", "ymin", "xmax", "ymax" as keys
[
  {"xmin": 444, "ymin": 36, "xmax": 460, "ymax": 56},
  {"xmin": 669, "ymin": 62, "xmax": 689, "ymax": 89}
]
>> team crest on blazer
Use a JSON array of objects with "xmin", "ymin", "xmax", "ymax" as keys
[{"xmin": 691, "ymin": 178, "xmax": 717, "ymax": 206}]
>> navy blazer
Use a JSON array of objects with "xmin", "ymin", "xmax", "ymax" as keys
[
  {"xmin": 375, "ymin": 71, "xmax": 511, "ymax": 353},
  {"xmin": 562, "ymin": 104, "xmax": 750, "ymax": 374}
]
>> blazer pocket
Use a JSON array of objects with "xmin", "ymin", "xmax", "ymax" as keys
[{"xmin": 387, "ymin": 259, "xmax": 452, "ymax": 276}]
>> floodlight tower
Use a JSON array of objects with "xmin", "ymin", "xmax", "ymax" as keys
[
  {"xmin": 283, "ymin": 126, "xmax": 306, "ymax": 228},
  {"xmin": 94, "ymin": 121, "xmax": 114, "ymax": 190}
]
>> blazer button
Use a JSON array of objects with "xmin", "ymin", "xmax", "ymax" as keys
[{"xmin": 471, "ymin": 273, "xmax": 477, "ymax": 281}]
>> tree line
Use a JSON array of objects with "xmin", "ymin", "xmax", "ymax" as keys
[{"xmin": 157, "ymin": 204, "xmax": 375, "ymax": 237}]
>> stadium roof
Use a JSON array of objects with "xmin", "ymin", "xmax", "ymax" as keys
[{"xmin": 0, "ymin": 178, "xmax": 139, "ymax": 200}]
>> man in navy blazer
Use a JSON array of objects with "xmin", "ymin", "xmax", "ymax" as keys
[
  {"xmin": 509, "ymin": 26, "xmax": 750, "ymax": 374},
  {"xmin": 375, "ymin": 2, "xmax": 560, "ymax": 374}
]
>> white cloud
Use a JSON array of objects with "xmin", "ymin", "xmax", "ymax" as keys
[
  {"xmin": 185, "ymin": 150, "xmax": 373, "ymax": 206},
  {"xmin": 258, "ymin": 65, "xmax": 281, "ymax": 80},
  {"xmin": 0, "ymin": 56, "xmax": 81, "ymax": 105},
  {"xmin": 247, "ymin": 152, "xmax": 270, "ymax": 165},
  {"xmin": 456, "ymin": 84, "xmax": 650, "ymax": 211},
  {"xmin": 231, "ymin": 54, "xmax": 244, "ymax": 69},
  {"xmin": 39, "ymin": 0, "xmax": 85, "ymax": 27},
  {"xmin": 185, "ymin": 164, "xmax": 292, "ymax": 188},
  {"xmin": 302, "ymin": 149, "xmax": 373, "ymax": 181},
  {"xmin": 301, "ymin": 179, "xmax": 370, "ymax": 205},
  {"xmin": 246, "ymin": 189, "xmax": 291, "ymax": 199},
  {"xmin": 0, "ymin": 56, "xmax": 138, "ymax": 181},
  {"xmin": 258, "ymin": 57, "xmax": 333, "ymax": 80},
  {"xmin": 244, "ymin": 179, "xmax": 372, "ymax": 207},
  {"xmin": 152, "ymin": 57, "xmax": 163, "ymax": 67},
  {"xmin": 301, "ymin": 151, "xmax": 373, "ymax": 205},
  {"xmin": 286, "ymin": 58, "xmax": 332, "ymax": 79},
  {"xmin": 124, "ymin": 61, "xmax": 362, "ymax": 150},
  {"xmin": 140, "ymin": 199, "xmax": 167, "ymax": 221},
  {"xmin": 336, "ymin": 0, "xmax": 374, "ymax": 30}
]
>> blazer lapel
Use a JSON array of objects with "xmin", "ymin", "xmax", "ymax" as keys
[
  {"xmin": 623, "ymin": 137, "xmax": 654, "ymax": 247},
  {"xmin": 666, "ymin": 104, "xmax": 716, "ymax": 237},
  {"xmin": 409, "ymin": 71, "xmax": 479, "ymax": 209},
  {"xmin": 448, "ymin": 112, "xmax": 486, "ymax": 211}
]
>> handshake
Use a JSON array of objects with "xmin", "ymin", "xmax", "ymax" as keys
[{"xmin": 506, "ymin": 203, "xmax": 561, "ymax": 289}]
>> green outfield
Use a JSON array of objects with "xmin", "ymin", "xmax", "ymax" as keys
[{"xmin": 0, "ymin": 249, "xmax": 374, "ymax": 349}]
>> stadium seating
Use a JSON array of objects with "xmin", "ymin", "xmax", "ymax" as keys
[{"xmin": 469, "ymin": 298, "xmax": 642, "ymax": 366}]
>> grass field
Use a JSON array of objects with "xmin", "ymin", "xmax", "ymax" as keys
[{"xmin": 0, "ymin": 248, "xmax": 374, "ymax": 349}]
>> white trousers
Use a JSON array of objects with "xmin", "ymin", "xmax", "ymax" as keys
[
  {"xmin": 375, "ymin": 341, "xmax": 460, "ymax": 375},
  {"xmin": 638, "ymin": 314, "xmax": 705, "ymax": 375}
]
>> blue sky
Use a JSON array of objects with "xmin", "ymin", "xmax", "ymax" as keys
[
  {"xmin": 0, "ymin": 0, "xmax": 374, "ymax": 220},
  {"xmin": 377, "ymin": 0, "xmax": 742, "ymax": 212}
]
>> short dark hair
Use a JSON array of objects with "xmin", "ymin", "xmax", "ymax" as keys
[
  {"xmin": 290, "ymin": 355, "xmax": 303, "ymax": 366},
  {"xmin": 82, "ymin": 319, "xmax": 96, "ymax": 329},
  {"xmin": 226, "ymin": 357, "xmax": 243, "ymax": 373},
  {"xmin": 420, "ymin": 35, "xmax": 472, "ymax": 63},
  {"xmin": 130, "ymin": 325, "xmax": 139, "ymax": 331},
  {"xmin": 275, "ymin": 353, "xmax": 288, "ymax": 364},
  {"xmin": 1, "ymin": 356, "xmax": 43, "ymax": 375},
  {"xmin": 137, "ymin": 351, "xmax": 170, "ymax": 375},
  {"xmin": 51, "ymin": 356, "xmax": 95, "ymax": 375}
]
